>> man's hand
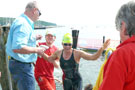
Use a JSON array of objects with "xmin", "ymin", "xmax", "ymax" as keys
[
  {"xmin": 36, "ymin": 35, "xmax": 42, "ymax": 40},
  {"xmin": 36, "ymin": 47, "xmax": 46, "ymax": 56},
  {"xmin": 37, "ymin": 45, "xmax": 49, "ymax": 58}
]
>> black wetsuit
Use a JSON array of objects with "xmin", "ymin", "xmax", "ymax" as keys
[{"xmin": 60, "ymin": 49, "xmax": 82, "ymax": 90}]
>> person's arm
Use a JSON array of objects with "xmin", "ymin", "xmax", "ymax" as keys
[
  {"xmin": 80, "ymin": 39, "xmax": 110, "ymax": 60},
  {"xmin": 51, "ymin": 59, "xmax": 60, "ymax": 68},
  {"xmin": 12, "ymin": 23, "xmax": 45, "ymax": 55},
  {"xmin": 13, "ymin": 46, "xmax": 45, "ymax": 55},
  {"xmin": 42, "ymin": 51, "xmax": 60, "ymax": 68}
]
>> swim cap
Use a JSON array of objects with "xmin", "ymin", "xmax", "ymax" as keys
[
  {"xmin": 62, "ymin": 33, "xmax": 73, "ymax": 43},
  {"xmin": 45, "ymin": 30, "xmax": 56, "ymax": 37}
]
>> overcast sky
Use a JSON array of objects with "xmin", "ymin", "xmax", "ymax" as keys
[{"xmin": 0, "ymin": 0, "xmax": 130, "ymax": 26}]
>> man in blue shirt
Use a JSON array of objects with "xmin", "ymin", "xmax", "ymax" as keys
[{"xmin": 6, "ymin": 1, "xmax": 45, "ymax": 90}]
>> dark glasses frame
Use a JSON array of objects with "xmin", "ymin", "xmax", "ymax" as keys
[
  {"xmin": 63, "ymin": 43, "xmax": 72, "ymax": 46},
  {"xmin": 38, "ymin": 9, "xmax": 41, "ymax": 16},
  {"xmin": 36, "ymin": 8, "xmax": 41, "ymax": 16}
]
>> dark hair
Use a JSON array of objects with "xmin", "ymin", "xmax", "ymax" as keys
[{"xmin": 84, "ymin": 84, "xmax": 93, "ymax": 90}]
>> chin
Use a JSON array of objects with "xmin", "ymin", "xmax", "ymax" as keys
[{"xmin": 65, "ymin": 48, "xmax": 71, "ymax": 50}]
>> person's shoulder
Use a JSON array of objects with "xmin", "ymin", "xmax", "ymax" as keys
[
  {"xmin": 55, "ymin": 49, "xmax": 62, "ymax": 53},
  {"xmin": 73, "ymin": 49, "xmax": 84, "ymax": 56},
  {"xmin": 74, "ymin": 49, "xmax": 80, "ymax": 51},
  {"xmin": 52, "ymin": 45, "xmax": 58, "ymax": 49},
  {"xmin": 74, "ymin": 49, "xmax": 84, "ymax": 53},
  {"xmin": 53, "ymin": 49, "xmax": 62, "ymax": 57},
  {"xmin": 54, "ymin": 49, "xmax": 62, "ymax": 54},
  {"xmin": 38, "ymin": 42, "xmax": 46, "ymax": 45},
  {"xmin": 13, "ymin": 16, "xmax": 26, "ymax": 26},
  {"xmin": 115, "ymin": 45, "xmax": 129, "ymax": 54}
]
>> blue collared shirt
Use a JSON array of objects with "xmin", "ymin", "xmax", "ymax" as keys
[{"xmin": 6, "ymin": 14, "xmax": 37, "ymax": 63}]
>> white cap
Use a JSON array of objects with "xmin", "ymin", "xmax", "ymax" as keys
[{"xmin": 45, "ymin": 30, "xmax": 56, "ymax": 37}]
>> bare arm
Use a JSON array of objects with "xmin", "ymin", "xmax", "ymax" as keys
[
  {"xmin": 80, "ymin": 39, "xmax": 110, "ymax": 60},
  {"xmin": 42, "ymin": 51, "xmax": 60, "ymax": 68},
  {"xmin": 51, "ymin": 60, "xmax": 60, "ymax": 68}
]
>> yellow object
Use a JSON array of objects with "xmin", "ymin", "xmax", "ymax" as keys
[
  {"xmin": 93, "ymin": 48, "xmax": 115, "ymax": 90},
  {"xmin": 8, "ymin": 56, "xmax": 11, "ymax": 60},
  {"xmin": 62, "ymin": 33, "xmax": 73, "ymax": 43}
]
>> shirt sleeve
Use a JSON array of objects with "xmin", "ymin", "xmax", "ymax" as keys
[{"xmin": 12, "ymin": 23, "xmax": 29, "ymax": 49}]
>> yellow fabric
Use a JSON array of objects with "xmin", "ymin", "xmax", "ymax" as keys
[
  {"xmin": 93, "ymin": 48, "xmax": 115, "ymax": 90},
  {"xmin": 62, "ymin": 33, "xmax": 73, "ymax": 43}
]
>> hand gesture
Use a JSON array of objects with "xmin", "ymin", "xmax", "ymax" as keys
[{"xmin": 102, "ymin": 39, "xmax": 110, "ymax": 50}]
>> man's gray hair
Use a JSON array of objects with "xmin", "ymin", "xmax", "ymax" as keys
[
  {"xmin": 115, "ymin": 1, "xmax": 135, "ymax": 37},
  {"xmin": 25, "ymin": 1, "xmax": 37, "ymax": 11}
]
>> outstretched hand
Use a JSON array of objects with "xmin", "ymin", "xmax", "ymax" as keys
[{"xmin": 102, "ymin": 39, "xmax": 110, "ymax": 50}]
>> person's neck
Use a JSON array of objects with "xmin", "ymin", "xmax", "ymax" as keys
[
  {"xmin": 46, "ymin": 42, "xmax": 53, "ymax": 48},
  {"xmin": 63, "ymin": 49, "xmax": 72, "ymax": 60},
  {"xmin": 24, "ymin": 11, "xmax": 33, "ymax": 22}
]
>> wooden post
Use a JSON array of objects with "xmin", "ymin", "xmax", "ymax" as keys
[
  {"xmin": 0, "ymin": 26, "xmax": 17, "ymax": 90},
  {"xmin": 103, "ymin": 36, "xmax": 105, "ymax": 44},
  {"xmin": 72, "ymin": 30, "xmax": 79, "ymax": 49},
  {"xmin": 102, "ymin": 36, "xmax": 105, "ymax": 55},
  {"xmin": 0, "ymin": 26, "xmax": 11, "ymax": 90}
]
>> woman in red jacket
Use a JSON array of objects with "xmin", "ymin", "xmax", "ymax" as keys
[{"xmin": 99, "ymin": 1, "xmax": 135, "ymax": 90}]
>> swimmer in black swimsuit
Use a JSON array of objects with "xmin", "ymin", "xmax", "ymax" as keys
[{"xmin": 60, "ymin": 49, "xmax": 82, "ymax": 90}]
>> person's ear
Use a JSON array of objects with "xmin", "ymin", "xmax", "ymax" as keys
[
  {"xmin": 32, "ymin": 8, "xmax": 36, "ymax": 15},
  {"xmin": 121, "ymin": 21, "xmax": 127, "ymax": 35},
  {"xmin": 54, "ymin": 36, "xmax": 56, "ymax": 40}
]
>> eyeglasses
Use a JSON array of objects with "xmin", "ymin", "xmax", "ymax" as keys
[
  {"xmin": 37, "ymin": 9, "xmax": 41, "ymax": 16},
  {"xmin": 63, "ymin": 43, "xmax": 72, "ymax": 46},
  {"xmin": 38, "ymin": 10, "xmax": 41, "ymax": 16}
]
